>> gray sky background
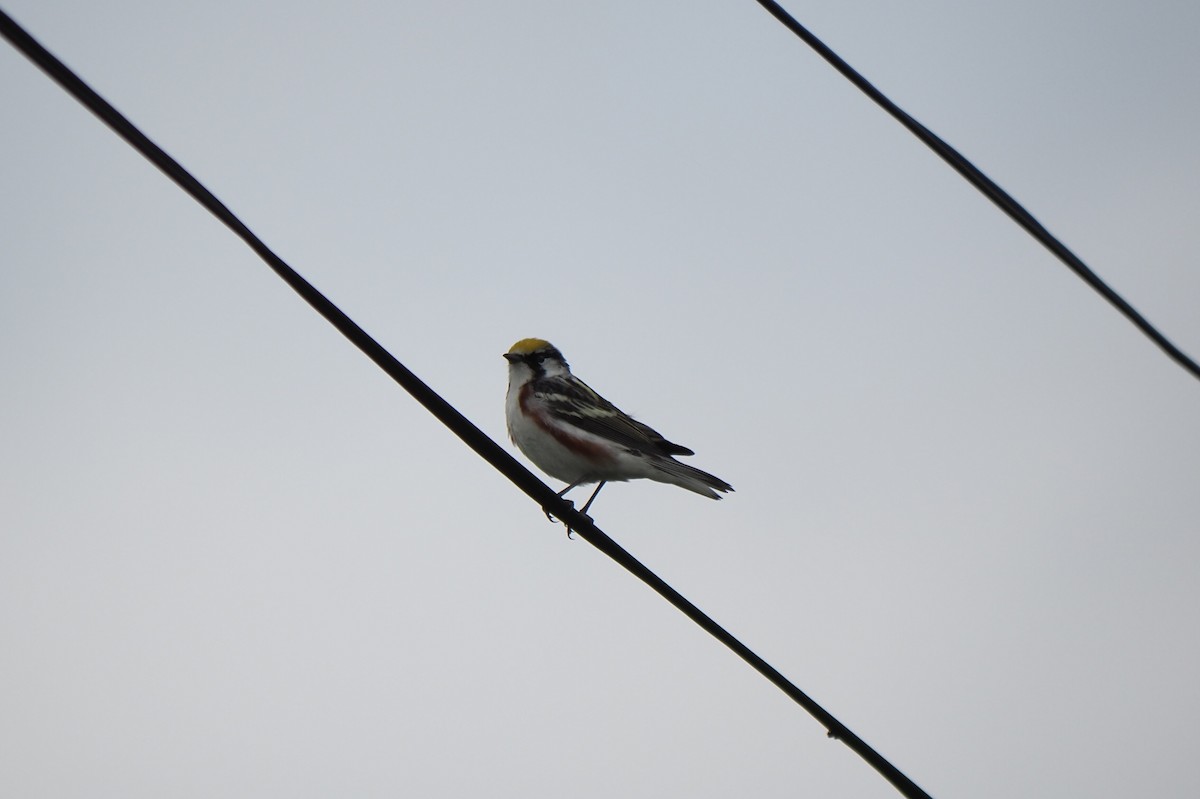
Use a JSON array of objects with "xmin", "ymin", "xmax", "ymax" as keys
[{"xmin": 2, "ymin": 2, "xmax": 1198, "ymax": 797}]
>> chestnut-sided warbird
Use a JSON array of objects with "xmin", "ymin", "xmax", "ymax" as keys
[{"xmin": 504, "ymin": 338, "xmax": 732, "ymax": 520}]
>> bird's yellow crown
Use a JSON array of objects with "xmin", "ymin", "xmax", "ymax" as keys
[{"xmin": 507, "ymin": 338, "xmax": 553, "ymax": 355}]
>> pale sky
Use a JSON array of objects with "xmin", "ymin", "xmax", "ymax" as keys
[{"xmin": 2, "ymin": 2, "xmax": 1198, "ymax": 797}]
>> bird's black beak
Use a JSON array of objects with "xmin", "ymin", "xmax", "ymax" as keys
[{"xmin": 503, "ymin": 352, "xmax": 522, "ymax": 363}]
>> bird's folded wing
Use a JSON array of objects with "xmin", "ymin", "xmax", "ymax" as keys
[{"xmin": 536, "ymin": 377, "xmax": 695, "ymax": 457}]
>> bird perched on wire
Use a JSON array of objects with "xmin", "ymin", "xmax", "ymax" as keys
[{"xmin": 504, "ymin": 338, "xmax": 733, "ymax": 521}]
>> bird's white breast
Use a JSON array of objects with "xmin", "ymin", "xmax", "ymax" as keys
[{"xmin": 506, "ymin": 380, "xmax": 593, "ymax": 484}]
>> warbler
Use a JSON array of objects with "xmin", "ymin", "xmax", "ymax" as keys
[{"xmin": 504, "ymin": 338, "xmax": 733, "ymax": 517}]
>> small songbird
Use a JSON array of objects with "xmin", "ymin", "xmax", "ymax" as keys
[{"xmin": 504, "ymin": 338, "xmax": 733, "ymax": 517}]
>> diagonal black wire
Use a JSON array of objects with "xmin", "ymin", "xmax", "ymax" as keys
[
  {"xmin": 754, "ymin": 0, "xmax": 1200, "ymax": 383},
  {"xmin": 0, "ymin": 9, "xmax": 933, "ymax": 799}
]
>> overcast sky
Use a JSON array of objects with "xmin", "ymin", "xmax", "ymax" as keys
[{"xmin": 2, "ymin": 2, "xmax": 1198, "ymax": 797}]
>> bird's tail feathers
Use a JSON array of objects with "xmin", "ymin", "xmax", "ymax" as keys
[{"xmin": 651, "ymin": 458, "xmax": 734, "ymax": 500}]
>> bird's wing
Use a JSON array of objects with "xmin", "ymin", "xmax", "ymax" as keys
[{"xmin": 534, "ymin": 376, "xmax": 695, "ymax": 457}]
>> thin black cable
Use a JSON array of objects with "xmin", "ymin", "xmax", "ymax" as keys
[
  {"xmin": 754, "ymin": 0, "xmax": 1199, "ymax": 383},
  {"xmin": 0, "ymin": 9, "xmax": 933, "ymax": 799}
]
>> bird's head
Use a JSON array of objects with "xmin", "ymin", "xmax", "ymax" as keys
[{"xmin": 503, "ymin": 338, "xmax": 570, "ymax": 378}]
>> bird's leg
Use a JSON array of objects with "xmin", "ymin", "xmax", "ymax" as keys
[
  {"xmin": 543, "ymin": 481, "xmax": 580, "ymax": 523},
  {"xmin": 545, "ymin": 481, "xmax": 604, "ymax": 539},
  {"xmin": 558, "ymin": 482, "xmax": 606, "ymax": 540},
  {"xmin": 578, "ymin": 481, "xmax": 606, "ymax": 516}
]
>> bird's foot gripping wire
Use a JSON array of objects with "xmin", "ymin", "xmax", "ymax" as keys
[
  {"xmin": 541, "ymin": 494, "xmax": 577, "ymax": 539},
  {"xmin": 543, "ymin": 481, "xmax": 605, "ymax": 539},
  {"xmin": 542, "ymin": 501, "xmax": 594, "ymax": 539},
  {"xmin": 543, "ymin": 482, "xmax": 579, "ymax": 527},
  {"xmin": 542, "ymin": 500, "xmax": 575, "ymax": 534}
]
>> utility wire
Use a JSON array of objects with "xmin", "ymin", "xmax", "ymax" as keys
[
  {"xmin": 753, "ymin": 0, "xmax": 1200, "ymax": 383},
  {"xmin": 0, "ymin": 9, "xmax": 932, "ymax": 799}
]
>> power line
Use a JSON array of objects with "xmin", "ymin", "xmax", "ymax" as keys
[
  {"xmin": 753, "ymin": 0, "xmax": 1200, "ymax": 383},
  {"xmin": 0, "ymin": 9, "xmax": 933, "ymax": 799}
]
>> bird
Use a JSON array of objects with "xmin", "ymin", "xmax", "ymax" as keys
[{"xmin": 504, "ymin": 338, "xmax": 732, "ymax": 520}]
